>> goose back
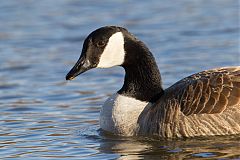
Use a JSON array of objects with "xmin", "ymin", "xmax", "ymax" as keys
[{"xmin": 138, "ymin": 67, "xmax": 240, "ymax": 138}]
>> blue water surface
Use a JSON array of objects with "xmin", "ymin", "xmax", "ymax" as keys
[{"xmin": 0, "ymin": 0, "xmax": 239, "ymax": 159}]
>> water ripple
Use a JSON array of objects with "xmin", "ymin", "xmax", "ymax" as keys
[{"xmin": 0, "ymin": 0, "xmax": 239, "ymax": 159}]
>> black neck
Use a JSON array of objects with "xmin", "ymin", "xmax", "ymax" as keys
[{"xmin": 118, "ymin": 38, "xmax": 164, "ymax": 102}]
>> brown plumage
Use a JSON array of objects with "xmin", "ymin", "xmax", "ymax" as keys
[
  {"xmin": 139, "ymin": 67, "xmax": 240, "ymax": 138},
  {"xmin": 174, "ymin": 67, "xmax": 240, "ymax": 115}
]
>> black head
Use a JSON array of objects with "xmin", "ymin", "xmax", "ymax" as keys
[{"xmin": 66, "ymin": 26, "xmax": 128, "ymax": 80}]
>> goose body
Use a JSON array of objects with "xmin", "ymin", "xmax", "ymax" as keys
[{"xmin": 66, "ymin": 26, "xmax": 240, "ymax": 138}]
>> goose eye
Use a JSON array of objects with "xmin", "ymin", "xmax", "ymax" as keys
[{"xmin": 97, "ymin": 41, "xmax": 105, "ymax": 47}]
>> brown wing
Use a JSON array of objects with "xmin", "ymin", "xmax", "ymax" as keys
[{"xmin": 164, "ymin": 67, "xmax": 240, "ymax": 116}]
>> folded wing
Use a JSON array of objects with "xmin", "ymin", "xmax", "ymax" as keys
[{"xmin": 165, "ymin": 67, "xmax": 240, "ymax": 116}]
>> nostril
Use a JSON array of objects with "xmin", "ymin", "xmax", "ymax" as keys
[
  {"xmin": 80, "ymin": 60, "xmax": 85, "ymax": 65},
  {"xmin": 83, "ymin": 60, "xmax": 90, "ymax": 68}
]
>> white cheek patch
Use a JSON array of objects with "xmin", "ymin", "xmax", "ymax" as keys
[{"xmin": 97, "ymin": 32, "xmax": 125, "ymax": 68}]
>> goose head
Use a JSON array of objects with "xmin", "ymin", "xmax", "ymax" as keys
[
  {"xmin": 66, "ymin": 26, "xmax": 163, "ymax": 102},
  {"xmin": 66, "ymin": 26, "xmax": 129, "ymax": 80}
]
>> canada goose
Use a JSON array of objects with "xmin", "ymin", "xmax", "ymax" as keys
[{"xmin": 66, "ymin": 26, "xmax": 240, "ymax": 138}]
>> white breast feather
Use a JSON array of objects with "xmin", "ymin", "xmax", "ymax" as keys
[{"xmin": 100, "ymin": 93, "xmax": 149, "ymax": 136}]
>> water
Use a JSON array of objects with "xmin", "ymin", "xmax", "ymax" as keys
[{"xmin": 0, "ymin": 0, "xmax": 239, "ymax": 159}]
